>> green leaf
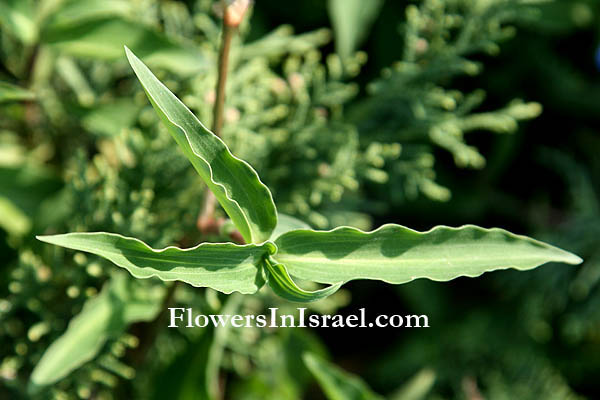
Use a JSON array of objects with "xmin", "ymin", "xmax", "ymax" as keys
[
  {"xmin": 43, "ymin": 0, "xmax": 133, "ymax": 29},
  {"xmin": 0, "ymin": 165, "xmax": 62, "ymax": 216},
  {"xmin": 0, "ymin": 164, "xmax": 62, "ymax": 235},
  {"xmin": 125, "ymin": 47, "xmax": 277, "ymax": 243},
  {"xmin": 229, "ymin": 329, "xmax": 328, "ymax": 398},
  {"xmin": 30, "ymin": 273, "xmax": 163, "ymax": 388},
  {"xmin": 269, "ymin": 213, "xmax": 311, "ymax": 241},
  {"xmin": 263, "ymin": 257, "xmax": 342, "ymax": 303},
  {"xmin": 389, "ymin": 368, "xmax": 436, "ymax": 400},
  {"xmin": 0, "ymin": 0, "xmax": 37, "ymax": 45},
  {"xmin": 303, "ymin": 353, "xmax": 383, "ymax": 400},
  {"xmin": 81, "ymin": 98, "xmax": 140, "ymax": 137},
  {"xmin": 241, "ymin": 26, "xmax": 331, "ymax": 60},
  {"xmin": 151, "ymin": 325, "xmax": 216, "ymax": 400},
  {"xmin": 37, "ymin": 232, "xmax": 275, "ymax": 294},
  {"xmin": 43, "ymin": 17, "xmax": 206, "ymax": 76},
  {"xmin": 274, "ymin": 224, "xmax": 582, "ymax": 285},
  {"xmin": 151, "ymin": 294, "xmax": 243, "ymax": 400},
  {"xmin": 0, "ymin": 82, "xmax": 35, "ymax": 103},
  {"xmin": 0, "ymin": 196, "xmax": 31, "ymax": 236},
  {"xmin": 327, "ymin": 0, "xmax": 384, "ymax": 58}
]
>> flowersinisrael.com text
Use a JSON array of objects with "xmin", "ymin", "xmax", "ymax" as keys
[{"xmin": 168, "ymin": 308, "xmax": 429, "ymax": 329}]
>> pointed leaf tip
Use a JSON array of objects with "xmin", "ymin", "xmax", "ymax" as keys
[
  {"xmin": 125, "ymin": 48, "xmax": 277, "ymax": 243},
  {"xmin": 36, "ymin": 234, "xmax": 58, "ymax": 244},
  {"xmin": 273, "ymin": 224, "xmax": 583, "ymax": 285},
  {"xmin": 30, "ymin": 274, "xmax": 162, "ymax": 387},
  {"xmin": 568, "ymin": 254, "xmax": 583, "ymax": 265},
  {"xmin": 37, "ymin": 232, "xmax": 271, "ymax": 294}
]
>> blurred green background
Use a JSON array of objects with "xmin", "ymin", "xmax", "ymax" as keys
[{"xmin": 1, "ymin": 0, "xmax": 599, "ymax": 398}]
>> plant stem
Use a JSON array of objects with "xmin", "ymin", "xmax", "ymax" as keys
[
  {"xmin": 212, "ymin": 24, "xmax": 234, "ymax": 138},
  {"xmin": 197, "ymin": 3, "xmax": 244, "ymax": 239}
]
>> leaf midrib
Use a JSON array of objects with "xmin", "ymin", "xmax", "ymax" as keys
[
  {"xmin": 275, "ymin": 253, "xmax": 561, "ymax": 265},
  {"xmin": 79, "ymin": 247, "xmax": 261, "ymax": 270}
]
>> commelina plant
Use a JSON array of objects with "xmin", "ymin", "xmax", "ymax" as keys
[{"xmin": 36, "ymin": 47, "xmax": 583, "ymax": 304}]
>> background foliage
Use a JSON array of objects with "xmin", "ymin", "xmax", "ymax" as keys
[{"xmin": 0, "ymin": 0, "xmax": 598, "ymax": 398}]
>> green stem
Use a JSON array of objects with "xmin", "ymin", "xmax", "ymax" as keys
[{"xmin": 207, "ymin": 293, "xmax": 243, "ymax": 399}]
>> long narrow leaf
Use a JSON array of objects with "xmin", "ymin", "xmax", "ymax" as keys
[
  {"xmin": 43, "ymin": 0, "xmax": 133, "ymax": 29},
  {"xmin": 274, "ymin": 224, "xmax": 582, "ymax": 285},
  {"xmin": 37, "ymin": 232, "xmax": 274, "ymax": 294},
  {"xmin": 328, "ymin": 0, "xmax": 384, "ymax": 58},
  {"xmin": 0, "ymin": 0, "xmax": 37, "ymax": 45},
  {"xmin": 30, "ymin": 273, "xmax": 163, "ymax": 388},
  {"xmin": 0, "ymin": 82, "xmax": 35, "ymax": 103},
  {"xmin": 125, "ymin": 47, "xmax": 277, "ymax": 243},
  {"xmin": 44, "ymin": 17, "xmax": 206, "ymax": 76}
]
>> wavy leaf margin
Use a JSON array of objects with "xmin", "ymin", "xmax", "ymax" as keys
[
  {"xmin": 125, "ymin": 46, "xmax": 277, "ymax": 244},
  {"xmin": 273, "ymin": 224, "xmax": 583, "ymax": 285},
  {"xmin": 37, "ymin": 232, "xmax": 275, "ymax": 294}
]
